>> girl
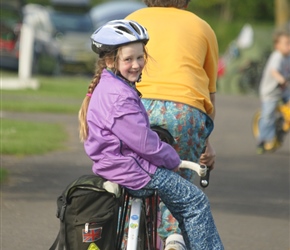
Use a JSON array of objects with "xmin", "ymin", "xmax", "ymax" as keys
[{"xmin": 78, "ymin": 20, "xmax": 223, "ymax": 250}]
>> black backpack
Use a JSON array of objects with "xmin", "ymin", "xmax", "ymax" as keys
[{"xmin": 50, "ymin": 175, "xmax": 121, "ymax": 250}]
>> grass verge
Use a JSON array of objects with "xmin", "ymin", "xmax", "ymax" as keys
[
  {"xmin": 1, "ymin": 73, "xmax": 89, "ymax": 113},
  {"xmin": 0, "ymin": 168, "xmax": 8, "ymax": 183},
  {"xmin": 1, "ymin": 119, "xmax": 67, "ymax": 156}
]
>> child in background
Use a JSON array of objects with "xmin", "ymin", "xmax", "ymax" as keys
[
  {"xmin": 257, "ymin": 30, "xmax": 290, "ymax": 154},
  {"xmin": 78, "ymin": 20, "xmax": 224, "ymax": 249}
]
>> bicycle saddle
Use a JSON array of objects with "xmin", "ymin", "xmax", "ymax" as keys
[{"xmin": 151, "ymin": 126, "xmax": 174, "ymax": 145}]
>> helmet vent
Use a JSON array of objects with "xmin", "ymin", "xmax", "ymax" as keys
[
  {"xmin": 129, "ymin": 22, "xmax": 141, "ymax": 35},
  {"xmin": 116, "ymin": 26, "xmax": 134, "ymax": 35}
]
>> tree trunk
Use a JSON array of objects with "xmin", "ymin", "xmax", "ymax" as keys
[
  {"xmin": 221, "ymin": 0, "xmax": 232, "ymax": 22},
  {"xmin": 275, "ymin": 0, "xmax": 289, "ymax": 28}
]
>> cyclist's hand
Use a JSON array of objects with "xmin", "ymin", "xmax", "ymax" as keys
[{"xmin": 199, "ymin": 141, "xmax": 215, "ymax": 170}]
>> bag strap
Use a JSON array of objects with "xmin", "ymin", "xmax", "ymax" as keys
[
  {"xmin": 49, "ymin": 230, "xmax": 59, "ymax": 250},
  {"xmin": 49, "ymin": 222, "xmax": 66, "ymax": 250}
]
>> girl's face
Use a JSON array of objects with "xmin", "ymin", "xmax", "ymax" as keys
[{"xmin": 117, "ymin": 42, "xmax": 145, "ymax": 82}]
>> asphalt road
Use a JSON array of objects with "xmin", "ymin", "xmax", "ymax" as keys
[{"xmin": 1, "ymin": 94, "xmax": 289, "ymax": 250}]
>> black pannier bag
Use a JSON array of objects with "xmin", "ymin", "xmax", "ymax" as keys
[{"xmin": 50, "ymin": 175, "xmax": 121, "ymax": 250}]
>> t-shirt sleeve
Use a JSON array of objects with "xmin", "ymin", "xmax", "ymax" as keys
[
  {"xmin": 267, "ymin": 52, "xmax": 283, "ymax": 72},
  {"xmin": 204, "ymin": 27, "xmax": 219, "ymax": 93}
]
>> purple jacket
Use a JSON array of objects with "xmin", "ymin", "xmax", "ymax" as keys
[{"xmin": 84, "ymin": 69, "xmax": 181, "ymax": 190}]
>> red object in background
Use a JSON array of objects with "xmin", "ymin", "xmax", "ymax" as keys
[
  {"xmin": 217, "ymin": 58, "xmax": 226, "ymax": 78},
  {"xmin": 0, "ymin": 38, "xmax": 16, "ymax": 51}
]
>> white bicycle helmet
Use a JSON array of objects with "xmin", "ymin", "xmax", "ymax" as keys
[{"xmin": 91, "ymin": 19, "xmax": 149, "ymax": 57}]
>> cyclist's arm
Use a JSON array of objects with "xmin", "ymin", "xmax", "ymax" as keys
[
  {"xmin": 272, "ymin": 69, "xmax": 287, "ymax": 86},
  {"xmin": 209, "ymin": 93, "xmax": 216, "ymax": 121},
  {"xmin": 199, "ymin": 93, "xmax": 216, "ymax": 169}
]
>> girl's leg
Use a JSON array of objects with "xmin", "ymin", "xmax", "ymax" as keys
[{"xmin": 141, "ymin": 168, "xmax": 224, "ymax": 250}]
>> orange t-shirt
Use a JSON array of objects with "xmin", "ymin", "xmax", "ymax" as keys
[{"xmin": 126, "ymin": 7, "xmax": 219, "ymax": 114}]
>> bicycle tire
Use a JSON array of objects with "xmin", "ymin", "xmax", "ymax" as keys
[
  {"xmin": 252, "ymin": 110, "xmax": 261, "ymax": 139},
  {"xmin": 136, "ymin": 203, "xmax": 146, "ymax": 250},
  {"xmin": 139, "ymin": 194, "xmax": 161, "ymax": 250},
  {"xmin": 251, "ymin": 109, "xmax": 285, "ymax": 149}
]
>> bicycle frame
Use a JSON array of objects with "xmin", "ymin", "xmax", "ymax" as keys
[
  {"xmin": 127, "ymin": 198, "xmax": 142, "ymax": 249},
  {"xmin": 115, "ymin": 126, "xmax": 210, "ymax": 250}
]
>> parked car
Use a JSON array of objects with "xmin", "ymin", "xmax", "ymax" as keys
[
  {"xmin": 49, "ymin": 0, "xmax": 96, "ymax": 74},
  {"xmin": 90, "ymin": 1, "xmax": 146, "ymax": 29},
  {"xmin": 0, "ymin": 2, "xmax": 23, "ymax": 70},
  {"xmin": 0, "ymin": 2, "xmax": 61, "ymax": 75}
]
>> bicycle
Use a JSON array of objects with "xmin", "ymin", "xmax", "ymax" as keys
[
  {"xmin": 115, "ymin": 126, "xmax": 211, "ymax": 250},
  {"xmin": 252, "ymin": 100, "xmax": 290, "ymax": 151}
]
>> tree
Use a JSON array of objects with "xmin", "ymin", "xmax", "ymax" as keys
[{"xmin": 275, "ymin": 0, "xmax": 289, "ymax": 28}]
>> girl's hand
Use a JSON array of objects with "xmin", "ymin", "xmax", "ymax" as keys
[
  {"xmin": 199, "ymin": 141, "xmax": 216, "ymax": 170},
  {"xmin": 172, "ymin": 167, "xmax": 179, "ymax": 172}
]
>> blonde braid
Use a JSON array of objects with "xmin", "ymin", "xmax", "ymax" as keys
[{"xmin": 78, "ymin": 58, "xmax": 107, "ymax": 142}]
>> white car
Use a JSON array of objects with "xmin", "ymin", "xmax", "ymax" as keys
[
  {"xmin": 90, "ymin": 1, "xmax": 146, "ymax": 29},
  {"xmin": 48, "ymin": 8, "xmax": 95, "ymax": 74}
]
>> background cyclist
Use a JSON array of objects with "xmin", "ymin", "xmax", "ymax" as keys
[{"xmin": 256, "ymin": 30, "xmax": 290, "ymax": 154}]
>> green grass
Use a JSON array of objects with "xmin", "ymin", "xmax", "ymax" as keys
[
  {"xmin": 2, "ymin": 96, "xmax": 81, "ymax": 113},
  {"xmin": 1, "ymin": 72, "xmax": 78, "ymax": 183},
  {"xmin": 1, "ymin": 119, "xmax": 67, "ymax": 156},
  {"xmin": 0, "ymin": 168, "xmax": 8, "ymax": 183},
  {"xmin": 1, "ymin": 73, "xmax": 90, "ymax": 113}
]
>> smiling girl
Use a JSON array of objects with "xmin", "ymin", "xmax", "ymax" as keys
[{"xmin": 78, "ymin": 20, "xmax": 223, "ymax": 250}]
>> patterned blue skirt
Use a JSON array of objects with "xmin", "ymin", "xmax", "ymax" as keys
[{"xmin": 142, "ymin": 99, "xmax": 214, "ymax": 239}]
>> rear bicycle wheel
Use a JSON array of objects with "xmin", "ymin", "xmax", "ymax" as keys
[
  {"xmin": 136, "ymin": 203, "xmax": 146, "ymax": 250},
  {"xmin": 137, "ymin": 194, "xmax": 160, "ymax": 250},
  {"xmin": 135, "ymin": 198, "xmax": 156, "ymax": 250},
  {"xmin": 252, "ymin": 109, "xmax": 285, "ymax": 149}
]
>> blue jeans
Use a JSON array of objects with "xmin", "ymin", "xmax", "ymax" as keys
[
  {"xmin": 127, "ymin": 168, "xmax": 224, "ymax": 250},
  {"xmin": 259, "ymin": 100, "xmax": 279, "ymax": 143}
]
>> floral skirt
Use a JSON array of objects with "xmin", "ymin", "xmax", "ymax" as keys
[
  {"xmin": 143, "ymin": 99, "xmax": 213, "ymax": 181},
  {"xmin": 144, "ymin": 99, "xmax": 214, "ymax": 239}
]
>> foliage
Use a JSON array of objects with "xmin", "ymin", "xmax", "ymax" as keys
[
  {"xmin": 188, "ymin": 0, "xmax": 274, "ymax": 22},
  {"xmin": 217, "ymin": 25, "xmax": 274, "ymax": 95},
  {"xmin": 25, "ymin": 0, "xmax": 107, "ymax": 7},
  {"xmin": 24, "ymin": 0, "xmax": 276, "ymax": 23}
]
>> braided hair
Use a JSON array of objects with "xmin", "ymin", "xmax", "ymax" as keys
[{"xmin": 78, "ymin": 51, "xmax": 116, "ymax": 142}]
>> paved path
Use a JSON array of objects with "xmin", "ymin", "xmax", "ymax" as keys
[{"xmin": 1, "ymin": 94, "xmax": 289, "ymax": 249}]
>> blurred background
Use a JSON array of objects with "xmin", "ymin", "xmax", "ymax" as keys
[
  {"xmin": 1, "ymin": 1, "xmax": 289, "ymax": 249},
  {"xmin": 1, "ymin": 0, "xmax": 289, "ymax": 94}
]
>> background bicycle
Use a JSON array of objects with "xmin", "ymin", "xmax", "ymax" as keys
[{"xmin": 252, "ymin": 99, "xmax": 290, "ymax": 151}]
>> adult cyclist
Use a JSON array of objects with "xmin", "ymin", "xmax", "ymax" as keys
[{"xmin": 126, "ymin": 0, "xmax": 219, "ymax": 249}]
